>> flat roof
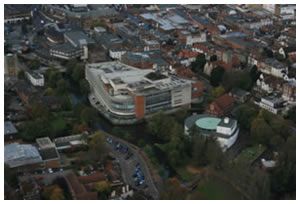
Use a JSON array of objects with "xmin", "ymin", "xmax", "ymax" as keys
[
  {"xmin": 4, "ymin": 121, "xmax": 18, "ymax": 135},
  {"xmin": 26, "ymin": 71, "xmax": 43, "ymax": 79},
  {"xmin": 195, "ymin": 117, "xmax": 221, "ymax": 130},
  {"xmin": 87, "ymin": 61, "xmax": 191, "ymax": 94},
  {"xmin": 36, "ymin": 137, "xmax": 55, "ymax": 149}
]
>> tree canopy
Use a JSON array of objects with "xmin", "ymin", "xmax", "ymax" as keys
[{"xmin": 210, "ymin": 66, "xmax": 225, "ymax": 87}]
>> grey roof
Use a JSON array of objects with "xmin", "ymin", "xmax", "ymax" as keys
[
  {"xmin": 50, "ymin": 42, "xmax": 79, "ymax": 53},
  {"xmin": 95, "ymin": 33, "xmax": 123, "ymax": 48},
  {"xmin": 39, "ymin": 148, "xmax": 59, "ymax": 160},
  {"xmin": 36, "ymin": 137, "xmax": 55, "ymax": 149},
  {"xmin": 123, "ymin": 51, "xmax": 168, "ymax": 66},
  {"xmin": 4, "ymin": 121, "xmax": 18, "ymax": 136},
  {"xmin": 65, "ymin": 31, "xmax": 95, "ymax": 47},
  {"xmin": 230, "ymin": 88, "xmax": 250, "ymax": 98},
  {"xmin": 5, "ymin": 143, "xmax": 42, "ymax": 168}
]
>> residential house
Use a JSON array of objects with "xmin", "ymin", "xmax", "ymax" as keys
[
  {"xmin": 229, "ymin": 88, "xmax": 250, "ymax": 103},
  {"xmin": 206, "ymin": 94, "xmax": 235, "ymax": 117}
]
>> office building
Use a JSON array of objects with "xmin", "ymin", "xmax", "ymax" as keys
[{"xmin": 86, "ymin": 61, "xmax": 192, "ymax": 124}]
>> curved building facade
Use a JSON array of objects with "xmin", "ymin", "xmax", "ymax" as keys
[
  {"xmin": 184, "ymin": 114, "xmax": 239, "ymax": 151},
  {"xmin": 86, "ymin": 62, "xmax": 192, "ymax": 124}
]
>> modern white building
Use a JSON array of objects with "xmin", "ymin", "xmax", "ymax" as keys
[
  {"xmin": 184, "ymin": 114, "xmax": 239, "ymax": 151},
  {"xmin": 86, "ymin": 61, "xmax": 192, "ymax": 124},
  {"xmin": 109, "ymin": 49, "xmax": 127, "ymax": 60},
  {"xmin": 25, "ymin": 71, "xmax": 44, "ymax": 87},
  {"xmin": 255, "ymin": 95, "xmax": 285, "ymax": 114},
  {"xmin": 259, "ymin": 58, "xmax": 287, "ymax": 79},
  {"xmin": 186, "ymin": 33, "xmax": 207, "ymax": 46}
]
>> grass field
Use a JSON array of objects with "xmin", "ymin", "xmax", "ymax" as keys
[
  {"xmin": 190, "ymin": 176, "xmax": 245, "ymax": 200},
  {"xmin": 234, "ymin": 144, "xmax": 266, "ymax": 165}
]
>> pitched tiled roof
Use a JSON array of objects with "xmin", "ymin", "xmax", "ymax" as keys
[{"xmin": 212, "ymin": 94, "xmax": 235, "ymax": 110}]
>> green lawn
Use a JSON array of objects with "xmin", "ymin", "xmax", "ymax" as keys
[
  {"xmin": 191, "ymin": 176, "xmax": 244, "ymax": 200},
  {"xmin": 234, "ymin": 144, "xmax": 266, "ymax": 165}
]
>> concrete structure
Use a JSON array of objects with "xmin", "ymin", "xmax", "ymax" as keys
[
  {"xmin": 4, "ymin": 5, "xmax": 32, "ymax": 24},
  {"xmin": 255, "ymin": 95, "xmax": 285, "ymax": 114},
  {"xmin": 259, "ymin": 58, "xmax": 287, "ymax": 79},
  {"xmin": 50, "ymin": 30, "xmax": 94, "ymax": 60},
  {"xmin": 50, "ymin": 43, "xmax": 84, "ymax": 60},
  {"xmin": 36, "ymin": 137, "xmax": 60, "ymax": 161},
  {"xmin": 5, "ymin": 143, "xmax": 42, "ymax": 168},
  {"xmin": 109, "ymin": 49, "xmax": 127, "ymax": 60},
  {"xmin": 54, "ymin": 134, "xmax": 87, "ymax": 151},
  {"xmin": 25, "ymin": 71, "xmax": 44, "ymax": 87},
  {"xmin": 184, "ymin": 114, "xmax": 239, "ymax": 151},
  {"xmin": 86, "ymin": 61, "xmax": 192, "ymax": 124}
]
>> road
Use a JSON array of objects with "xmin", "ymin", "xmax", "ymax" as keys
[{"xmin": 102, "ymin": 133, "xmax": 160, "ymax": 199}]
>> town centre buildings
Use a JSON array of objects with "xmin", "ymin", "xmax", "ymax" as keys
[{"xmin": 86, "ymin": 61, "xmax": 193, "ymax": 124}]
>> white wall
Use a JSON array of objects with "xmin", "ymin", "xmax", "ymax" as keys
[
  {"xmin": 171, "ymin": 85, "xmax": 192, "ymax": 107},
  {"xmin": 217, "ymin": 127, "xmax": 239, "ymax": 151}
]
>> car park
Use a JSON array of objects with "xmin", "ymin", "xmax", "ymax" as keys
[{"xmin": 125, "ymin": 152, "xmax": 133, "ymax": 160}]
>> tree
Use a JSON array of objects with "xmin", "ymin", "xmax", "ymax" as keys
[
  {"xmin": 191, "ymin": 132, "xmax": 225, "ymax": 169},
  {"xmin": 56, "ymin": 79, "xmax": 68, "ymax": 95},
  {"xmin": 4, "ymin": 164, "xmax": 18, "ymax": 188},
  {"xmin": 222, "ymin": 70, "xmax": 253, "ymax": 91},
  {"xmin": 235, "ymin": 104, "xmax": 258, "ymax": 130},
  {"xmin": 251, "ymin": 112, "xmax": 274, "ymax": 146},
  {"xmin": 42, "ymin": 185, "xmax": 65, "ymax": 200},
  {"xmin": 17, "ymin": 70, "xmax": 25, "ymax": 79},
  {"xmin": 65, "ymin": 59, "xmax": 78, "ymax": 76},
  {"xmin": 49, "ymin": 116, "xmax": 67, "ymax": 138},
  {"xmin": 270, "ymin": 136, "xmax": 295, "ymax": 199},
  {"xmin": 72, "ymin": 123, "xmax": 89, "ymax": 134},
  {"xmin": 81, "ymin": 107, "xmax": 97, "ymax": 124},
  {"xmin": 160, "ymin": 178, "xmax": 188, "ymax": 200},
  {"xmin": 28, "ymin": 59, "xmax": 40, "ymax": 70},
  {"xmin": 147, "ymin": 112, "xmax": 176, "ymax": 143},
  {"xmin": 250, "ymin": 65, "xmax": 261, "ymax": 83},
  {"xmin": 191, "ymin": 53, "xmax": 206, "ymax": 73},
  {"xmin": 21, "ymin": 118, "xmax": 50, "ymax": 141},
  {"xmin": 94, "ymin": 181, "xmax": 111, "ymax": 193},
  {"xmin": 79, "ymin": 79, "xmax": 90, "ymax": 95},
  {"xmin": 29, "ymin": 103, "xmax": 50, "ymax": 120},
  {"xmin": 61, "ymin": 96, "xmax": 72, "ymax": 111},
  {"xmin": 210, "ymin": 66, "xmax": 225, "ymax": 87},
  {"xmin": 158, "ymin": 122, "xmax": 188, "ymax": 167},
  {"xmin": 46, "ymin": 69, "xmax": 62, "ymax": 88},
  {"xmin": 285, "ymin": 106, "xmax": 296, "ymax": 124},
  {"xmin": 191, "ymin": 132, "xmax": 208, "ymax": 166},
  {"xmin": 71, "ymin": 65, "xmax": 84, "ymax": 82},
  {"xmin": 44, "ymin": 87, "xmax": 55, "ymax": 96},
  {"xmin": 211, "ymin": 86, "xmax": 225, "ymax": 98},
  {"xmin": 87, "ymin": 131, "xmax": 108, "ymax": 162}
]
